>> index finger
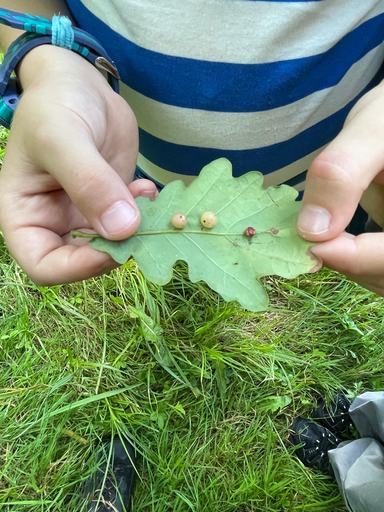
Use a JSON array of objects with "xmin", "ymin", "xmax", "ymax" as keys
[
  {"xmin": 310, "ymin": 231, "xmax": 384, "ymax": 277},
  {"xmin": 4, "ymin": 225, "xmax": 118, "ymax": 286},
  {"xmin": 298, "ymin": 89, "xmax": 384, "ymax": 242}
]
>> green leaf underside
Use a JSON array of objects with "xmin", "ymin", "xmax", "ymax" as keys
[{"xmin": 90, "ymin": 159, "xmax": 314, "ymax": 311}]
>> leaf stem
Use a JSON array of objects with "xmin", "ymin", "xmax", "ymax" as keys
[
  {"xmin": 71, "ymin": 229, "xmax": 259, "ymax": 239},
  {"xmin": 72, "ymin": 231, "xmax": 103, "ymax": 239},
  {"xmin": 71, "ymin": 228, "xmax": 284, "ymax": 240}
]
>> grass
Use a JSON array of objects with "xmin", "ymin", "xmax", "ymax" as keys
[{"xmin": 1, "ymin": 125, "xmax": 384, "ymax": 511}]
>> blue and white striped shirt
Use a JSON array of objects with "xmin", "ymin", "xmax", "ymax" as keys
[{"xmin": 66, "ymin": 0, "xmax": 384, "ymax": 196}]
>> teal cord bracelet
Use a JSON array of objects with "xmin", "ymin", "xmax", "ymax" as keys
[{"xmin": 51, "ymin": 15, "xmax": 75, "ymax": 50}]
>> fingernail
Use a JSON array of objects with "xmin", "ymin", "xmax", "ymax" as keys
[
  {"xmin": 298, "ymin": 205, "xmax": 331, "ymax": 235},
  {"xmin": 141, "ymin": 189, "xmax": 158, "ymax": 201},
  {"xmin": 101, "ymin": 201, "xmax": 139, "ymax": 235},
  {"xmin": 308, "ymin": 250, "xmax": 323, "ymax": 274}
]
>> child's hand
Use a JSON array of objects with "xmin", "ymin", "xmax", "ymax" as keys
[
  {"xmin": 297, "ymin": 82, "xmax": 384, "ymax": 295},
  {"xmin": 0, "ymin": 46, "xmax": 157, "ymax": 285}
]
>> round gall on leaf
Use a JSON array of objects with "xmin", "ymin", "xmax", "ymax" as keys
[
  {"xmin": 244, "ymin": 227, "xmax": 256, "ymax": 237},
  {"xmin": 171, "ymin": 212, "xmax": 188, "ymax": 229},
  {"xmin": 200, "ymin": 211, "xmax": 217, "ymax": 229}
]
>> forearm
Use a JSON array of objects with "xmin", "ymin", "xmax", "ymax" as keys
[{"xmin": 0, "ymin": 0, "xmax": 72, "ymax": 51}]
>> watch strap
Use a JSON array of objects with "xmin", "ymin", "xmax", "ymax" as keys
[
  {"xmin": 0, "ymin": 7, "xmax": 117, "ymax": 70},
  {"xmin": 0, "ymin": 7, "xmax": 120, "ymax": 129}
]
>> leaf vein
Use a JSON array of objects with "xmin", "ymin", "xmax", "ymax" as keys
[
  {"xmin": 135, "ymin": 237, "xmax": 165, "ymax": 275},
  {"xmin": 152, "ymin": 186, "xmax": 178, "ymax": 229},
  {"xmin": 215, "ymin": 176, "xmax": 261, "ymax": 216},
  {"xmin": 183, "ymin": 234, "xmax": 256, "ymax": 296},
  {"xmin": 185, "ymin": 173, "xmax": 223, "ymax": 216}
]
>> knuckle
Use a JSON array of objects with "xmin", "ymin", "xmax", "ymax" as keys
[
  {"xmin": 309, "ymin": 153, "xmax": 357, "ymax": 186},
  {"xmin": 113, "ymin": 92, "xmax": 132, "ymax": 111},
  {"xmin": 345, "ymin": 241, "xmax": 363, "ymax": 276},
  {"xmin": 28, "ymin": 273, "xmax": 50, "ymax": 287},
  {"xmin": 33, "ymin": 122, "xmax": 59, "ymax": 149},
  {"xmin": 95, "ymin": 259, "xmax": 117, "ymax": 276},
  {"xmin": 112, "ymin": 95, "xmax": 138, "ymax": 126},
  {"xmin": 346, "ymin": 262, "xmax": 363, "ymax": 276},
  {"xmin": 72, "ymin": 170, "xmax": 109, "ymax": 200},
  {"xmin": 14, "ymin": 258, "xmax": 47, "ymax": 286}
]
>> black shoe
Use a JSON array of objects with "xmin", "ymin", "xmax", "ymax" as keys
[
  {"xmin": 289, "ymin": 417, "xmax": 340, "ymax": 476},
  {"xmin": 312, "ymin": 393, "xmax": 353, "ymax": 435},
  {"xmin": 84, "ymin": 436, "xmax": 136, "ymax": 512}
]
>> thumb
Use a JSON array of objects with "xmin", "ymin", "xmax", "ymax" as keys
[
  {"xmin": 35, "ymin": 132, "xmax": 141, "ymax": 240},
  {"xmin": 297, "ymin": 97, "xmax": 384, "ymax": 242}
]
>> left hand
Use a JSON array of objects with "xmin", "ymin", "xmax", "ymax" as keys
[
  {"xmin": 297, "ymin": 81, "xmax": 384, "ymax": 296},
  {"xmin": 0, "ymin": 46, "xmax": 158, "ymax": 285}
]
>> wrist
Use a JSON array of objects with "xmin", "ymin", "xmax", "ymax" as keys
[
  {"xmin": 18, "ymin": 44, "xmax": 107, "ymax": 91},
  {"xmin": 0, "ymin": 8, "xmax": 120, "ymax": 128}
]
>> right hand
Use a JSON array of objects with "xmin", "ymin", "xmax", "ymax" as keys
[{"xmin": 0, "ymin": 45, "xmax": 157, "ymax": 285}]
